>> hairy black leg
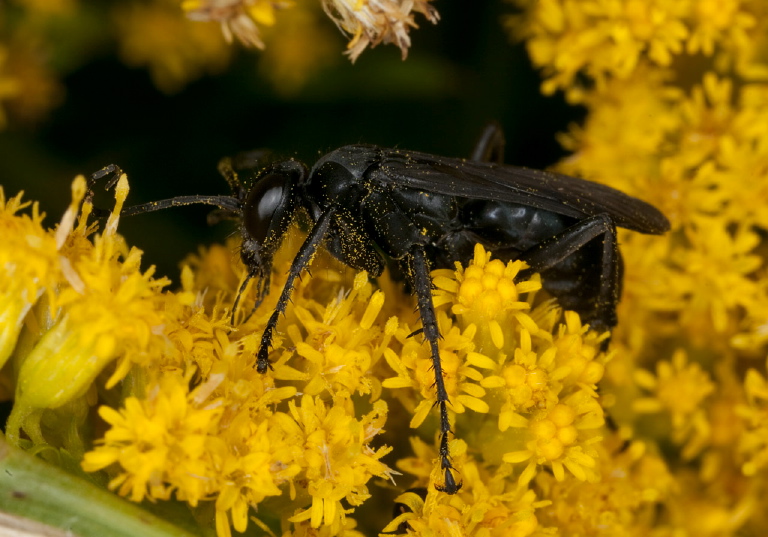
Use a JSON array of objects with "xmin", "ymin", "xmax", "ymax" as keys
[
  {"xmin": 517, "ymin": 214, "xmax": 619, "ymax": 341},
  {"xmin": 471, "ymin": 121, "xmax": 506, "ymax": 164},
  {"xmin": 409, "ymin": 245, "xmax": 462, "ymax": 494},
  {"xmin": 231, "ymin": 272, "xmax": 270, "ymax": 325},
  {"xmin": 255, "ymin": 208, "xmax": 336, "ymax": 373},
  {"xmin": 231, "ymin": 272, "xmax": 255, "ymax": 325}
]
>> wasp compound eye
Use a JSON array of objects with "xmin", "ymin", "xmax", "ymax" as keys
[{"xmin": 243, "ymin": 171, "xmax": 297, "ymax": 247}]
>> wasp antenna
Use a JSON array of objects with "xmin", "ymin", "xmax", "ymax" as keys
[
  {"xmin": 231, "ymin": 149, "xmax": 275, "ymax": 173},
  {"xmin": 120, "ymin": 195, "xmax": 241, "ymax": 217},
  {"xmin": 217, "ymin": 157, "xmax": 244, "ymax": 197},
  {"xmin": 89, "ymin": 164, "xmax": 124, "ymax": 188},
  {"xmin": 84, "ymin": 165, "xmax": 126, "ymax": 218}
]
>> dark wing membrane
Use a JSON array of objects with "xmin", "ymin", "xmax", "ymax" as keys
[{"xmin": 372, "ymin": 148, "xmax": 670, "ymax": 234}]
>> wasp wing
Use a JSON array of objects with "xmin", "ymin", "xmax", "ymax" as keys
[{"xmin": 370, "ymin": 148, "xmax": 670, "ymax": 234}]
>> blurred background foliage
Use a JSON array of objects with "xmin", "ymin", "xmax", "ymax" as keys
[{"xmin": 0, "ymin": 0, "xmax": 580, "ymax": 279}]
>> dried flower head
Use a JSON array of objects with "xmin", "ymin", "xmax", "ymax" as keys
[{"xmin": 322, "ymin": 0, "xmax": 439, "ymax": 61}]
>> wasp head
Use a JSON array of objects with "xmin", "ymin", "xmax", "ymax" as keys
[{"xmin": 238, "ymin": 159, "xmax": 307, "ymax": 295}]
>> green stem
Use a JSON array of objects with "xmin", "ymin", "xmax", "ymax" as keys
[{"xmin": 0, "ymin": 437, "xmax": 202, "ymax": 537}]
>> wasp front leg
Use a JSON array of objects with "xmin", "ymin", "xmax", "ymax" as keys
[
  {"xmin": 254, "ymin": 208, "xmax": 336, "ymax": 373},
  {"xmin": 408, "ymin": 245, "xmax": 462, "ymax": 494}
]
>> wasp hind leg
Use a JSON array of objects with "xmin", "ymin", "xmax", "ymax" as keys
[
  {"xmin": 408, "ymin": 245, "xmax": 462, "ymax": 494},
  {"xmin": 517, "ymin": 213, "xmax": 620, "ymax": 349}
]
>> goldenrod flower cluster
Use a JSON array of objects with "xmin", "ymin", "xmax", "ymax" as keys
[
  {"xmin": 4, "ymin": 1, "xmax": 768, "ymax": 536},
  {"xmin": 506, "ymin": 0, "xmax": 768, "ymax": 534},
  {"xmin": 1, "ymin": 165, "xmax": 617, "ymax": 536},
  {"xmin": 508, "ymin": 0, "xmax": 768, "ymax": 101}
]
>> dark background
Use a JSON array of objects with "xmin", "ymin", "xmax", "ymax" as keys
[{"xmin": 0, "ymin": 2, "xmax": 581, "ymax": 280}]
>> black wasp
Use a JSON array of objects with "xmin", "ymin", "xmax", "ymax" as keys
[{"xmin": 91, "ymin": 124, "xmax": 669, "ymax": 494}]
